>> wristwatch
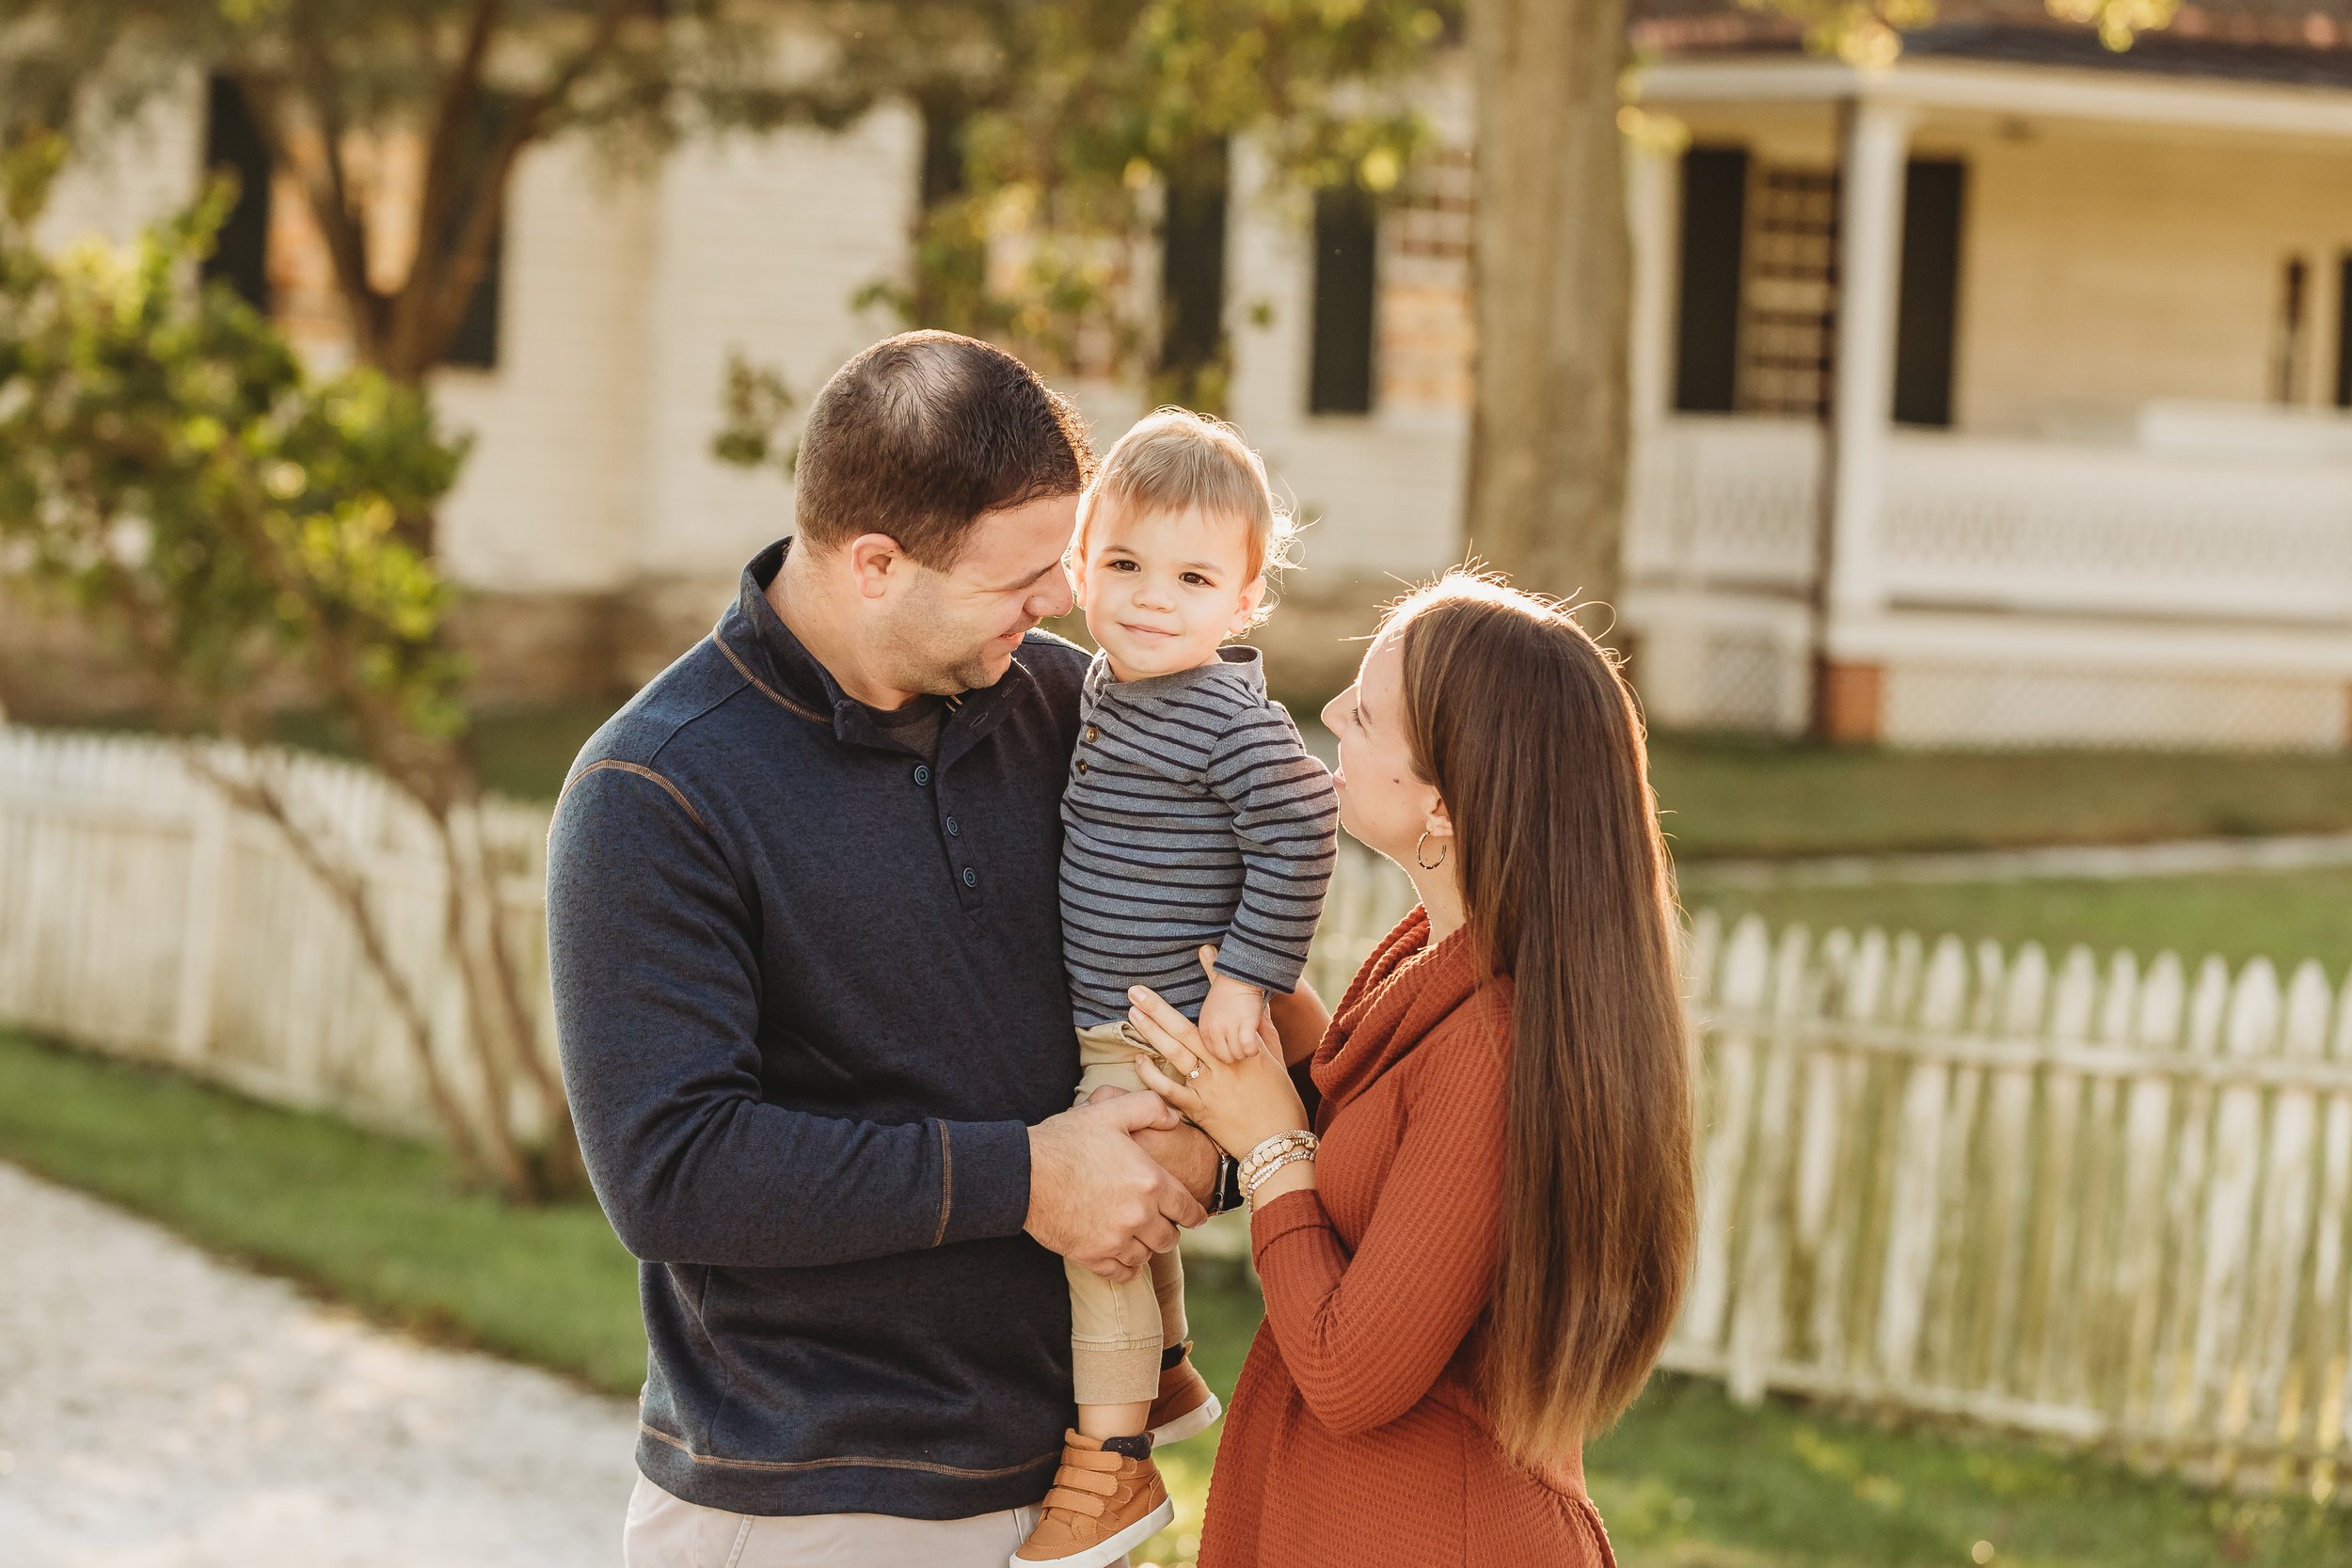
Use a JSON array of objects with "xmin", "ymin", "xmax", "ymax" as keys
[{"xmin": 1208, "ymin": 1151, "xmax": 1244, "ymax": 1216}]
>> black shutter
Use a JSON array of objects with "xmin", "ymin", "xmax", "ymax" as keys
[
  {"xmin": 443, "ymin": 220, "xmax": 502, "ymax": 370},
  {"xmin": 199, "ymin": 75, "xmax": 272, "ymax": 310},
  {"xmin": 1893, "ymin": 158, "xmax": 1966, "ymax": 428},
  {"xmin": 1159, "ymin": 140, "xmax": 1230, "ymax": 392},
  {"xmin": 1672, "ymin": 147, "xmax": 1747, "ymax": 414},
  {"xmin": 2335, "ymin": 255, "xmax": 2352, "ymax": 409},
  {"xmin": 1309, "ymin": 185, "xmax": 1376, "ymax": 415}
]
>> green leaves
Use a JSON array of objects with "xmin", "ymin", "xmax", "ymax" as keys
[
  {"xmin": 853, "ymin": 0, "xmax": 1452, "ymax": 405},
  {"xmin": 0, "ymin": 151, "xmax": 469, "ymax": 742}
]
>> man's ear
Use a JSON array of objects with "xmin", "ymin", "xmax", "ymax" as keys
[
  {"xmin": 845, "ymin": 533, "xmax": 907, "ymax": 601},
  {"xmin": 1228, "ymin": 576, "xmax": 1266, "ymax": 635}
]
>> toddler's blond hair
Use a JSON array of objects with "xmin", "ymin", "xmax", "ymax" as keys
[{"xmin": 1076, "ymin": 408, "xmax": 1297, "ymax": 619}]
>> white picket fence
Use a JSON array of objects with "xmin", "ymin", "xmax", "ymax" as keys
[
  {"xmin": 1668, "ymin": 910, "xmax": 2352, "ymax": 1490},
  {"xmin": 0, "ymin": 725, "xmax": 552, "ymax": 1137},
  {"xmin": 8, "ymin": 724, "xmax": 2352, "ymax": 1487}
]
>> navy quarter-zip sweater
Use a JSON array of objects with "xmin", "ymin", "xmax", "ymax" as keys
[{"xmin": 548, "ymin": 540, "xmax": 1089, "ymax": 1517}]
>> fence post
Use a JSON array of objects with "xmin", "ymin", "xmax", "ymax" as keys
[{"xmin": 169, "ymin": 771, "xmax": 231, "ymax": 1066}]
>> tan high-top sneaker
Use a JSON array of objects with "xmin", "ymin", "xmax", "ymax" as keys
[
  {"xmin": 1145, "ymin": 1340, "xmax": 1221, "ymax": 1446},
  {"xmin": 1009, "ymin": 1430, "xmax": 1173, "ymax": 1568}
]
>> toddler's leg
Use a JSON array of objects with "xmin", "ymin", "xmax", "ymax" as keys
[
  {"xmin": 1150, "ymin": 1244, "xmax": 1186, "ymax": 1349},
  {"xmin": 1068, "ymin": 1029, "xmax": 1171, "ymax": 1436}
]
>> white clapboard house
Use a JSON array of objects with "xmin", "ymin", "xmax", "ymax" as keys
[{"xmin": 14, "ymin": 1, "xmax": 2352, "ymax": 750}]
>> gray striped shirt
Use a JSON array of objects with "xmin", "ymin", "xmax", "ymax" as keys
[{"xmin": 1060, "ymin": 646, "xmax": 1339, "ymax": 1027}]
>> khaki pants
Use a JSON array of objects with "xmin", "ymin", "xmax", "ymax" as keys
[
  {"xmin": 623, "ymin": 1473, "xmax": 1054, "ymax": 1568},
  {"xmin": 1068, "ymin": 1022, "xmax": 1189, "ymax": 1407}
]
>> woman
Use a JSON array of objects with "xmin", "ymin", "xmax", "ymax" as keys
[{"xmin": 1127, "ymin": 571, "xmax": 1696, "ymax": 1567}]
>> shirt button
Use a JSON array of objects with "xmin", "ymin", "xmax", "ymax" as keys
[
  {"xmin": 961, "ymin": 867, "xmax": 978, "ymax": 889},
  {"xmin": 1074, "ymin": 759, "xmax": 1089, "ymax": 775},
  {"xmin": 913, "ymin": 764, "xmax": 931, "ymax": 786},
  {"xmin": 945, "ymin": 816, "xmax": 961, "ymax": 836}
]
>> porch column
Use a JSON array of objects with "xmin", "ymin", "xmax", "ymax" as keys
[
  {"xmin": 1625, "ymin": 133, "xmax": 1678, "ymax": 431},
  {"xmin": 1815, "ymin": 97, "xmax": 1914, "ymax": 744}
]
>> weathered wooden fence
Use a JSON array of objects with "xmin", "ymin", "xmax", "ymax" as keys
[
  {"xmin": 8, "ymin": 725, "xmax": 2352, "ymax": 1489},
  {"xmin": 0, "ymin": 725, "xmax": 551, "ymax": 1138},
  {"xmin": 1665, "ymin": 909, "xmax": 2352, "ymax": 1492}
]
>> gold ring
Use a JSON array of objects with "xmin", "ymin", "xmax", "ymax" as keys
[{"xmin": 1187, "ymin": 1068, "xmax": 1201, "ymax": 1081}]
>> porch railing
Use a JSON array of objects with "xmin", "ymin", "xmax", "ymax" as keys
[{"xmin": 1625, "ymin": 416, "xmax": 2352, "ymax": 623}]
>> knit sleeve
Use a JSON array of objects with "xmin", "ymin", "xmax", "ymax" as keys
[
  {"xmin": 1202, "ymin": 710, "xmax": 1339, "ymax": 995},
  {"xmin": 1247, "ymin": 1006, "xmax": 1509, "ymax": 1436}
]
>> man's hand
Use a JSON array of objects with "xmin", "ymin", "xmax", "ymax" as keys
[
  {"xmin": 1093, "ymin": 1086, "xmax": 1219, "ymax": 1209},
  {"xmin": 1027, "ymin": 1091, "xmax": 1206, "ymax": 1282}
]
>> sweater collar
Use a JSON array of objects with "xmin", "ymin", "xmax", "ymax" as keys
[
  {"xmin": 717, "ymin": 537, "xmax": 1036, "ymax": 763},
  {"xmin": 1310, "ymin": 905, "xmax": 1491, "ymax": 1119},
  {"xmin": 1082, "ymin": 643, "xmax": 1264, "ymax": 707}
]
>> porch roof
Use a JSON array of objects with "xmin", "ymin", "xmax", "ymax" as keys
[
  {"xmin": 1633, "ymin": 13, "xmax": 2352, "ymax": 136},
  {"xmin": 1631, "ymin": 0, "xmax": 2352, "ymax": 64}
]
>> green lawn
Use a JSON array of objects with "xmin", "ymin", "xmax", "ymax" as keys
[
  {"xmin": 1685, "ymin": 865, "xmax": 2352, "ymax": 978},
  {"xmin": 8, "ymin": 1029, "xmax": 2352, "ymax": 1566},
  {"xmin": 1646, "ymin": 736, "xmax": 2352, "ymax": 863}
]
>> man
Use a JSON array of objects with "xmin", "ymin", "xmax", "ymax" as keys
[{"xmin": 548, "ymin": 331, "xmax": 1251, "ymax": 1566}]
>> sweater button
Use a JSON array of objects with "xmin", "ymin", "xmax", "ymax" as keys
[
  {"xmin": 961, "ymin": 867, "xmax": 978, "ymax": 889},
  {"xmin": 913, "ymin": 764, "xmax": 931, "ymax": 786},
  {"xmin": 945, "ymin": 816, "xmax": 961, "ymax": 836},
  {"xmin": 1085, "ymin": 724, "xmax": 1099, "ymax": 743},
  {"xmin": 1074, "ymin": 759, "xmax": 1089, "ymax": 775}
]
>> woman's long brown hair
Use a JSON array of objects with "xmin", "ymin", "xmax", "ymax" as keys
[{"xmin": 1391, "ymin": 571, "xmax": 1696, "ymax": 1462}]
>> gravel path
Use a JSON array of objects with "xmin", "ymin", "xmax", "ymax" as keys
[{"xmin": 0, "ymin": 1162, "xmax": 641, "ymax": 1567}]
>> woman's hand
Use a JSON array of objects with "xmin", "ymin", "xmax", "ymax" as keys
[{"xmin": 1127, "ymin": 951, "xmax": 1310, "ymax": 1159}]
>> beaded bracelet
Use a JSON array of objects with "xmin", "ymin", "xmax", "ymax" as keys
[
  {"xmin": 1238, "ymin": 1130, "xmax": 1318, "ymax": 1189},
  {"xmin": 1244, "ymin": 1148, "xmax": 1316, "ymax": 1210}
]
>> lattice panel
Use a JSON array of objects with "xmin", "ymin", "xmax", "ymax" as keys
[{"xmin": 1883, "ymin": 663, "xmax": 2348, "ymax": 752}]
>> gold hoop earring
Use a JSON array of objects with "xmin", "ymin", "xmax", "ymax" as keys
[{"xmin": 1415, "ymin": 830, "xmax": 1448, "ymax": 871}]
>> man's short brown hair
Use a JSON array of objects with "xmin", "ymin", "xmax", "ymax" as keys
[{"xmin": 793, "ymin": 331, "xmax": 1094, "ymax": 567}]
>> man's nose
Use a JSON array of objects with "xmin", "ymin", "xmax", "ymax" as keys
[{"xmin": 1033, "ymin": 567, "xmax": 1074, "ymax": 621}]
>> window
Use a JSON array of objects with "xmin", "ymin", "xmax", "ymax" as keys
[
  {"xmin": 199, "ymin": 75, "xmax": 272, "ymax": 311},
  {"xmin": 1737, "ymin": 166, "xmax": 1839, "ymax": 420},
  {"xmin": 1672, "ymin": 147, "xmax": 1747, "ymax": 414},
  {"xmin": 1309, "ymin": 185, "xmax": 1377, "ymax": 415},
  {"xmin": 1893, "ymin": 159, "xmax": 1966, "ymax": 428}
]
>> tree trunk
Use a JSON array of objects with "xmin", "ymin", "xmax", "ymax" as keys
[{"xmin": 1462, "ymin": 0, "xmax": 1631, "ymax": 615}]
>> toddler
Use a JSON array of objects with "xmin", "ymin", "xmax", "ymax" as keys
[{"xmin": 1013, "ymin": 410, "xmax": 1339, "ymax": 1568}]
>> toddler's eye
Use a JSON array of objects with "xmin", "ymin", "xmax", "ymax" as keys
[
  {"xmin": 1106, "ymin": 559, "xmax": 1137, "ymax": 571},
  {"xmin": 1181, "ymin": 572, "xmax": 1212, "ymax": 587}
]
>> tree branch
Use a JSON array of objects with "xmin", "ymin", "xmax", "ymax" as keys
[{"xmin": 394, "ymin": 0, "xmax": 660, "ymax": 372}]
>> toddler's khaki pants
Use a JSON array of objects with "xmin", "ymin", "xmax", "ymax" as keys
[{"xmin": 1067, "ymin": 1022, "xmax": 1189, "ymax": 1406}]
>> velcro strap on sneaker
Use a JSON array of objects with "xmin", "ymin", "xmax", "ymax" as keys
[
  {"xmin": 1041, "ymin": 1484, "xmax": 1108, "ymax": 1518},
  {"xmin": 1052, "ymin": 1462, "xmax": 1120, "ymax": 1497}
]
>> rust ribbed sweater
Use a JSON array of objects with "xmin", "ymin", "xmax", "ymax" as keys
[{"xmin": 1197, "ymin": 907, "xmax": 1615, "ymax": 1568}]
